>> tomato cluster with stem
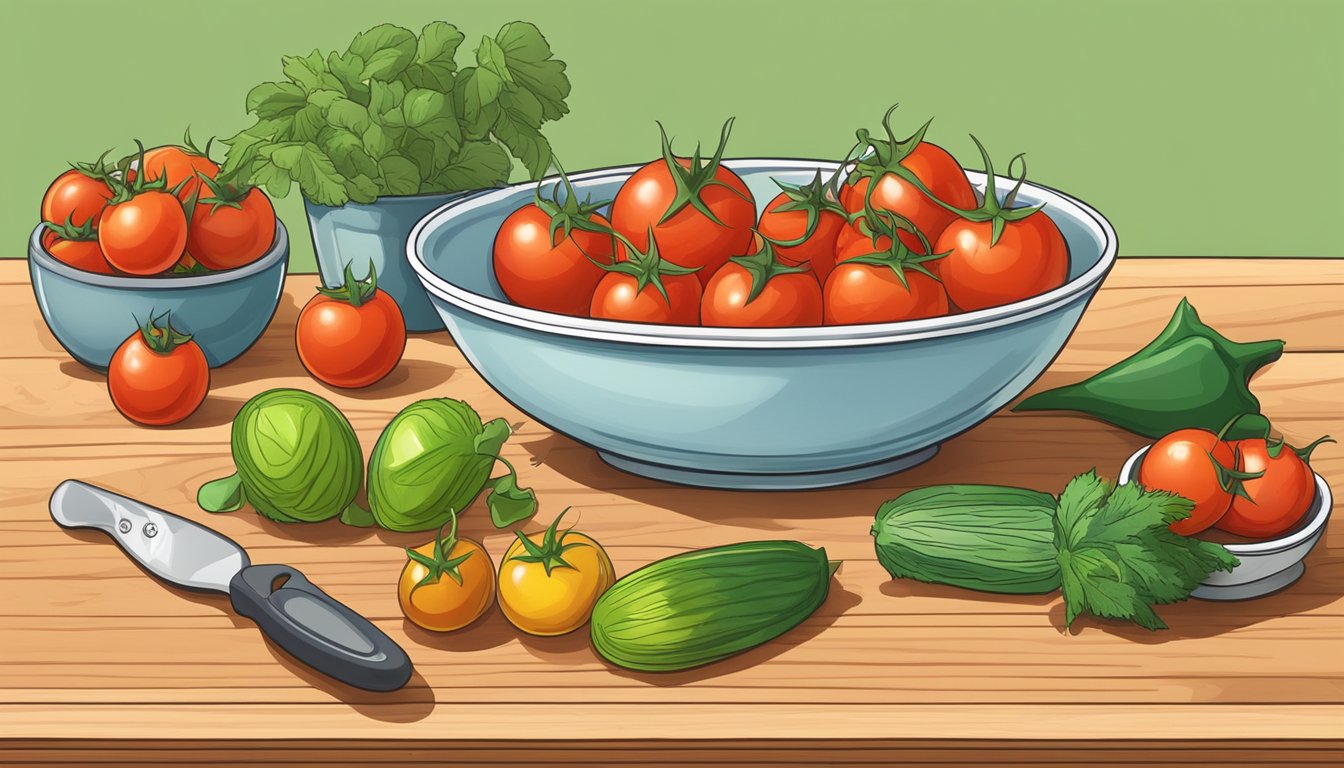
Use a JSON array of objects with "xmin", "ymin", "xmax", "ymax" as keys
[
  {"xmin": 37, "ymin": 131, "xmax": 275, "ymax": 277},
  {"xmin": 1138, "ymin": 415, "xmax": 1331, "ymax": 539},
  {"xmin": 491, "ymin": 105, "xmax": 1076, "ymax": 327}
]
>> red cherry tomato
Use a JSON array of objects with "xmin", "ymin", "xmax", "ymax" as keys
[
  {"xmin": 840, "ymin": 109, "xmax": 975, "ymax": 249},
  {"xmin": 108, "ymin": 316, "xmax": 210, "ymax": 426},
  {"xmin": 823, "ymin": 235, "xmax": 949, "ymax": 325},
  {"xmin": 296, "ymin": 267, "xmax": 407, "ymax": 389},
  {"xmin": 494, "ymin": 205, "xmax": 614, "ymax": 316},
  {"xmin": 42, "ymin": 167, "xmax": 114, "ymax": 229},
  {"xmin": 1218, "ymin": 437, "xmax": 1331, "ymax": 538},
  {"xmin": 1138, "ymin": 428, "xmax": 1237, "ymax": 535},
  {"xmin": 41, "ymin": 221, "xmax": 115, "ymax": 274},
  {"xmin": 611, "ymin": 120, "xmax": 755, "ymax": 286},
  {"xmin": 933, "ymin": 211, "xmax": 1069, "ymax": 311},
  {"xmin": 756, "ymin": 177, "xmax": 847, "ymax": 283},
  {"xmin": 98, "ymin": 190, "xmax": 188, "ymax": 275},
  {"xmin": 188, "ymin": 186, "xmax": 276, "ymax": 270},
  {"xmin": 701, "ymin": 251, "xmax": 823, "ymax": 328},
  {"xmin": 141, "ymin": 144, "xmax": 219, "ymax": 202},
  {"xmin": 591, "ymin": 272, "xmax": 702, "ymax": 325}
]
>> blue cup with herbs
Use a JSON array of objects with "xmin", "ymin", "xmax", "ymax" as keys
[{"xmin": 217, "ymin": 20, "xmax": 572, "ymax": 331}]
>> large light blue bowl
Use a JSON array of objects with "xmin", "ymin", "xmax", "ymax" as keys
[
  {"xmin": 408, "ymin": 160, "xmax": 1117, "ymax": 489},
  {"xmin": 29, "ymin": 222, "xmax": 289, "ymax": 371}
]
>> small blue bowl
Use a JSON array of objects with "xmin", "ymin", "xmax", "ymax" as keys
[
  {"xmin": 408, "ymin": 160, "xmax": 1117, "ymax": 490},
  {"xmin": 29, "ymin": 222, "xmax": 289, "ymax": 371}
]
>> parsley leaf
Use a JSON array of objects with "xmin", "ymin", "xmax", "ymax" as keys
[
  {"xmin": 1054, "ymin": 471, "xmax": 1239, "ymax": 631},
  {"xmin": 222, "ymin": 20, "xmax": 570, "ymax": 203}
]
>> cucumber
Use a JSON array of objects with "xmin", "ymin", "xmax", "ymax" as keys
[
  {"xmin": 590, "ymin": 540, "xmax": 836, "ymax": 672},
  {"xmin": 871, "ymin": 485, "xmax": 1061, "ymax": 594}
]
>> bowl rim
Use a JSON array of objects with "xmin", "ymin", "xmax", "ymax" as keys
[
  {"xmin": 28, "ymin": 220, "xmax": 289, "ymax": 289},
  {"xmin": 407, "ymin": 158, "xmax": 1119, "ymax": 349},
  {"xmin": 1118, "ymin": 444, "xmax": 1332, "ymax": 555}
]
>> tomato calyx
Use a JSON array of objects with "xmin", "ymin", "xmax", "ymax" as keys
[
  {"xmin": 67, "ymin": 149, "xmax": 119, "ymax": 183},
  {"xmin": 730, "ymin": 236, "xmax": 808, "ymax": 305},
  {"xmin": 928, "ymin": 135, "xmax": 1043, "ymax": 246},
  {"xmin": 837, "ymin": 211, "xmax": 949, "ymax": 290},
  {"xmin": 506, "ymin": 508, "xmax": 588, "ymax": 576},
  {"xmin": 597, "ymin": 229, "xmax": 700, "ymax": 303},
  {"xmin": 136, "ymin": 312, "xmax": 194, "ymax": 355},
  {"xmin": 533, "ymin": 158, "xmax": 613, "ymax": 246},
  {"xmin": 42, "ymin": 215, "xmax": 98, "ymax": 243},
  {"xmin": 1289, "ymin": 435, "xmax": 1335, "ymax": 465},
  {"xmin": 172, "ymin": 258, "xmax": 211, "ymax": 275},
  {"xmin": 847, "ymin": 104, "xmax": 939, "ymax": 209},
  {"xmin": 106, "ymin": 140, "xmax": 173, "ymax": 205},
  {"xmin": 317, "ymin": 261, "xmax": 380, "ymax": 308},
  {"xmin": 194, "ymin": 172, "xmax": 255, "ymax": 212},
  {"xmin": 177, "ymin": 126, "xmax": 217, "ymax": 162},
  {"xmin": 1206, "ymin": 417, "xmax": 1266, "ymax": 501},
  {"xmin": 406, "ymin": 512, "xmax": 474, "ymax": 590},
  {"xmin": 766, "ymin": 169, "xmax": 849, "ymax": 247},
  {"xmin": 654, "ymin": 117, "xmax": 749, "ymax": 226}
]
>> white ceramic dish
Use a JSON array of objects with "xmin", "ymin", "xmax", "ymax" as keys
[{"xmin": 1117, "ymin": 445, "xmax": 1332, "ymax": 600}]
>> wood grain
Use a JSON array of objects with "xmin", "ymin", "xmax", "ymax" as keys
[{"xmin": 1, "ymin": 259, "xmax": 1341, "ymax": 762}]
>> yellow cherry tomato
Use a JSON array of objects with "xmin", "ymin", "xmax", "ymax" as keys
[
  {"xmin": 398, "ymin": 514, "xmax": 495, "ymax": 632},
  {"xmin": 498, "ymin": 510, "xmax": 615, "ymax": 636}
]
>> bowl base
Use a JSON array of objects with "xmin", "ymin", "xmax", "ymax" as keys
[
  {"xmin": 1191, "ymin": 562, "xmax": 1305, "ymax": 601},
  {"xmin": 596, "ymin": 446, "xmax": 940, "ymax": 490}
]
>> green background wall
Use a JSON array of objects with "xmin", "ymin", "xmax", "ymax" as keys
[{"xmin": 3, "ymin": 0, "xmax": 1340, "ymax": 271}]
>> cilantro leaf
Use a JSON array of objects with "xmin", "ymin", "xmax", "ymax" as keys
[
  {"xmin": 402, "ymin": 22, "xmax": 464, "ymax": 90},
  {"xmin": 1053, "ymin": 472, "xmax": 1239, "ymax": 631},
  {"xmin": 221, "ymin": 21, "xmax": 570, "ymax": 201},
  {"xmin": 266, "ymin": 142, "xmax": 348, "ymax": 206},
  {"xmin": 493, "ymin": 87, "xmax": 552, "ymax": 179},
  {"xmin": 493, "ymin": 22, "xmax": 570, "ymax": 121},
  {"xmin": 246, "ymin": 82, "xmax": 307, "ymax": 119},
  {"xmin": 435, "ymin": 140, "xmax": 512, "ymax": 190},
  {"xmin": 379, "ymin": 153, "xmax": 421, "ymax": 196},
  {"xmin": 348, "ymin": 24, "xmax": 416, "ymax": 81},
  {"xmin": 283, "ymin": 50, "xmax": 342, "ymax": 94}
]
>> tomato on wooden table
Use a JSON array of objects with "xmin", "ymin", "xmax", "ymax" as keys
[
  {"xmin": 823, "ymin": 212, "xmax": 949, "ymax": 325},
  {"xmin": 41, "ymin": 218, "xmax": 114, "ymax": 274},
  {"xmin": 497, "ymin": 510, "xmax": 615, "ymax": 636},
  {"xmin": 187, "ymin": 175, "xmax": 276, "ymax": 270},
  {"xmin": 840, "ymin": 106, "xmax": 976, "ymax": 253},
  {"xmin": 399, "ymin": 513, "xmax": 496, "ymax": 633},
  {"xmin": 590, "ymin": 229, "xmax": 703, "ymax": 325},
  {"xmin": 107, "ymin": 313, "xmax": 209, "ymax": 426},
  {"xmin": 611, "ymin": 119, "xmax": 755, "ymax": 286},
  {"xmin": 41, "ymin": 153, "xmax": 116, "ymax": 229},
  {"xmin": 1218, "ymin": 435, "xmax": 1332, "ymax": 538},
  {"xmin": 494, "ymin": 167, "xmax": 615, "ymax": 316},
  {"xmin": 702, "ymin": 239, "xmax": 822, "ymax": 327},
  {"xmin": 755, "ymin": 170, "xmax": 848, "ymax": 283},
  {"xmin": 296, "ymin": 263, "xmax": 407, "ymax": 389},
  {"xmin": 930, "ymin": 137, "xmax": 1069, "ymax": 311}
]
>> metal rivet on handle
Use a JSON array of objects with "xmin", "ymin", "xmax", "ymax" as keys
[
  {"xmin": 118, "ymin": 519, "xmax": 132, "ymax": 534},
  {"xmin": 143, "ymin": 523, "xmax": 158, "ymax": 538}
]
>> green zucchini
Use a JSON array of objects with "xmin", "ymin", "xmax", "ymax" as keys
[
  {"xmin": 871, "ymin": 485, "xmax": 1061, "ymax": 594},
  {"xmin": 590, "ymin": 540, "xmax": 837, "ymax": 672}
]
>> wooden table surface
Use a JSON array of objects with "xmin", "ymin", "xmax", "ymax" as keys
[{"xmin": 2, "ymin": 258, "xmax": 1341, "ymax": 766}]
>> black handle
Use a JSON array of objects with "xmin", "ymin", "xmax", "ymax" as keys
[{"xmin": 230, "ymin": 564, "xmax": 412, "ymax": 692}]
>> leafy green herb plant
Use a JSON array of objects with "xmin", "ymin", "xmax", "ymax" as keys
[{"xmin": 219, "ymin": 21, "xmax": 571, "ymax": 206}]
